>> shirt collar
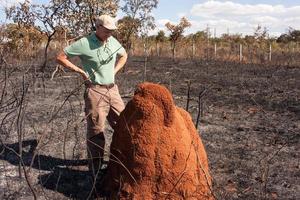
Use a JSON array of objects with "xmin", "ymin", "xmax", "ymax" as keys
[{"xmin": 91, "ymin": 32, "xmax": 111, "ymax": 45}]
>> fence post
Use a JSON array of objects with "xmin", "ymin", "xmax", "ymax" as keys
[
  {"xmin": 192, "ymin": 39, "xmax": 195, "ymax": 59},
  {"xmin": 269, "ymin": 44, "xmax": 272, "ymax": 62},
  {"xmin": 143, "ymin": 42, "xmax": 148, "ymax": 82},
  {"xmin": 214, "ymin": 43, "xmax": 217, "ymax": 59},
  {"xmin": 156, "ymin": 42, "xmax": 159, "ymax": 57},
  {"xmin": 239, "ymin": 44, "xmax": 243, "ymax": 62},
  {"xmin": 206, "ymin": 24, "xmax": 210, "ymax": 60}
]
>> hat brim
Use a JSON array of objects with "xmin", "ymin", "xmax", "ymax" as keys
[{"xmin": 103, "ymin": 24, "xmax": 117, "ymax": 30}]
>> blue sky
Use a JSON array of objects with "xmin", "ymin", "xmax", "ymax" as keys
[
  {"xmin": 152, "ymin": 0, "xmax": 300, "ymax": 37},
  {"xmin": 1, "ymin": 0, "xmax": 300, "ymax": 37}
]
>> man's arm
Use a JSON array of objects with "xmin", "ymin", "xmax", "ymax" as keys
[
  {"xmin": 114, "ymin": 51, "xmax": 128, "ymax": 75},
  {"xmin": 56, "ymin": 51, "xmax": 89, "ymax": 81}
]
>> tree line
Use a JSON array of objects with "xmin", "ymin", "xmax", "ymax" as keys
[{"xmin": 1, "ymin": 0, "xmax": 300, "ymax": 65}]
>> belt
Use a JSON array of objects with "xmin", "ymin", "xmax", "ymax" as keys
[{"xmin": 94, "ymin": 83, "xmax": 115, "ymax": 89}]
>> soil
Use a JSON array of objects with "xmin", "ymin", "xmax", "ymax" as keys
[{"xmin": 0, "ymin": 56, "xmax": 299, "ymax": 200}]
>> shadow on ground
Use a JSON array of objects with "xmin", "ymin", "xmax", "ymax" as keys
[
  {"xmin": 38, "ymin": 167, "xmax": 94, "ymax": 199},
  {"xmin": 0, "ymin": 139, "xmax": 99, "ymax": 199}
]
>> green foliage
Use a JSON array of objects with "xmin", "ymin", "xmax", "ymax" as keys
[
  {"xmin": 244, "ymin": 35, "xmax": 256, "ymax": 45},
  {"xmin": 5, "ymin": 0, "xmax": 36, "ymax": 28},
  {"xmin": 4, "ymin": 0, "xmax": 120, "ymax": 69},
  {"xmin": 253, "ymin": 25, "xmax": 268, "ymax": 40},
  {"xmin": 116, "ymin": 16, "xmax": 140, "ymax": 49},
  {"xmin": 60, "ymin": 0, "xmax": 119, "ymax": 35},
  {"xmin": 277, "ymin": 28, "xmax": 300, "ymax": 43},
  {"xmin": 2, "ymin": 23, "xmax": 45, "ymax": 55},
  {"xmin": 221, "ymin": 33, "xmax": 244, "ymax": 44},
  {"xmin": 193, "ymin": 31, "xmax": 207, "ymax": 41},
  {"xmin": 6, "ymin": 0, "xmax": 119, "ymax": 38},
  {"xmin": 120, "ymin": 0, "xmax": 158, "ymax": 50},
  {"xmin": 155, "ymin": 30, "xmax": 166, "ymax": 43},
  {"xmin": 165, "ymin": 17, "xmax": 191, "ymax": 44},
  {"xmin": 122, "ymin": 0, "xmax": 158, "ymax": 33},
  {"xmin": 165, "ymin": 17, "xmax": 191, "ymax": 58}
]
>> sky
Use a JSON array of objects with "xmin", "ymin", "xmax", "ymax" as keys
[{"xmin": 1, "ymin": 0, "xmax": 300, "ymax": 37}]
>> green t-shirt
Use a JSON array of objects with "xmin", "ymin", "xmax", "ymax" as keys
[{"xmin": 64, "ymin": 32, "xmax": 126, "ymax": 84}]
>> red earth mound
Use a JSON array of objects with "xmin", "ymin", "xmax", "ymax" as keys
[{"xmin": 104, "ymin": 82, "xmax": 213, "ymax": 199}]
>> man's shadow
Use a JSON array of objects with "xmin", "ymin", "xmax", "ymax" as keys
[{"xmin": 0, "ymin": 139, "xmax": 96, "ymax": 199}]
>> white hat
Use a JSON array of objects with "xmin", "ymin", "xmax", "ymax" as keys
[{"xmin": 95, "ymin": 15, "xmax": 117, "ymax": 30}]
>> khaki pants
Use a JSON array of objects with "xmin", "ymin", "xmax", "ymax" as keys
[{"xmin": 84, "ymin": 84, "xmax": 125, "ymax": 175}]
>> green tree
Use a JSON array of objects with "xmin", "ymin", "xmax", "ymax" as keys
[
  {"xmin": 253, "ymin": 25, "xmax": 269, "ymax": 49},
  {"xmin": 116, "ymin": 16, "xmax": 141, "ymax": 51},
  {"xmin": 120, "ymin": 0, "xmax": 158, "ymax": 50},
  {"xmin": 165, "ymin": 17, "xmax": 191, "ymax": 59},
  {"xmin": 61, "ymin": 0, "xmax": 119, "ymax": 35},
  {"xmin": 192, "ymin": 31, "xmax": 207, "ymax": 42},
  {"xmin": 6, "ymin": 0, "xmax": 66, "ymax": 69},
  {"xmin": 3, "ymin": 23, "xmax": 45, "ymax": 55},
  {"xmin": 155, "ymin": 30, "xmax": 166, "ymax": 43},
  {"xmin": 277, "ymin": 28, "xmax": 300, "ymax": 43},
  {"xmin": 154, "ymin": 30, "xmax": 166, "ymax": 56},
  {"xmin": 6, "ymin": 0, "xmax": 119, "ymax": 70}
]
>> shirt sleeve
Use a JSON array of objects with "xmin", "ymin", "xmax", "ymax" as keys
[
  {"xmin": 64, "ymin": 38, "xmax": 85, "ymax": 58},
  {"xmin": 112, "ymin": 37, "xmax": 126, "ymax": 56},
  {"xmin": 117, "ymin": 45, "xmax": 126, "ymax": 56}
]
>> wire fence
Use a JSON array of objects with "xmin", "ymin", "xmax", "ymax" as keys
[{"xmin": 130, "ymin": 40, "xmax": 300, "ymax": 66}]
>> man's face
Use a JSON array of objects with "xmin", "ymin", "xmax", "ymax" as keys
[{"xmin": 96, "ymin": 25, "xmax": 114, "ymax": 41}]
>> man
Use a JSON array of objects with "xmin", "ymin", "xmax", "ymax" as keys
[{"xmin": 56, "ymin": 15, "xmax": 127, "ymax": 182}]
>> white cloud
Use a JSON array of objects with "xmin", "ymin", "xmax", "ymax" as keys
[
  {"xmin": 150, "ymin": 19, "xmax": 173, "ymax": 36},
  {"xmin": 190, "ymin": 1, "xmax": 287, "ymax": 18},
  {"xmin": 250, "ymin": 16, "xmax": 279, "ymax": 27},
  {"xmin": 129, "ymin": 1, "xmax": 300, "ymax": 37},
  {"xmin": 186, "ymin": 1, "xmax": 300, "ymax": 37},
  {"xmin": 188, "ymin": 18, "xmax": 251, "ymax": 36},
  {"xmin": 157, "ymin": 19, "xmax": 172, "ymax": 25}
]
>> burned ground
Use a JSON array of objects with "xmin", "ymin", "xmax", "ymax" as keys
[{"xmin": 0, "ymin": 56, "xmax": 299, "ymax": 199}]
